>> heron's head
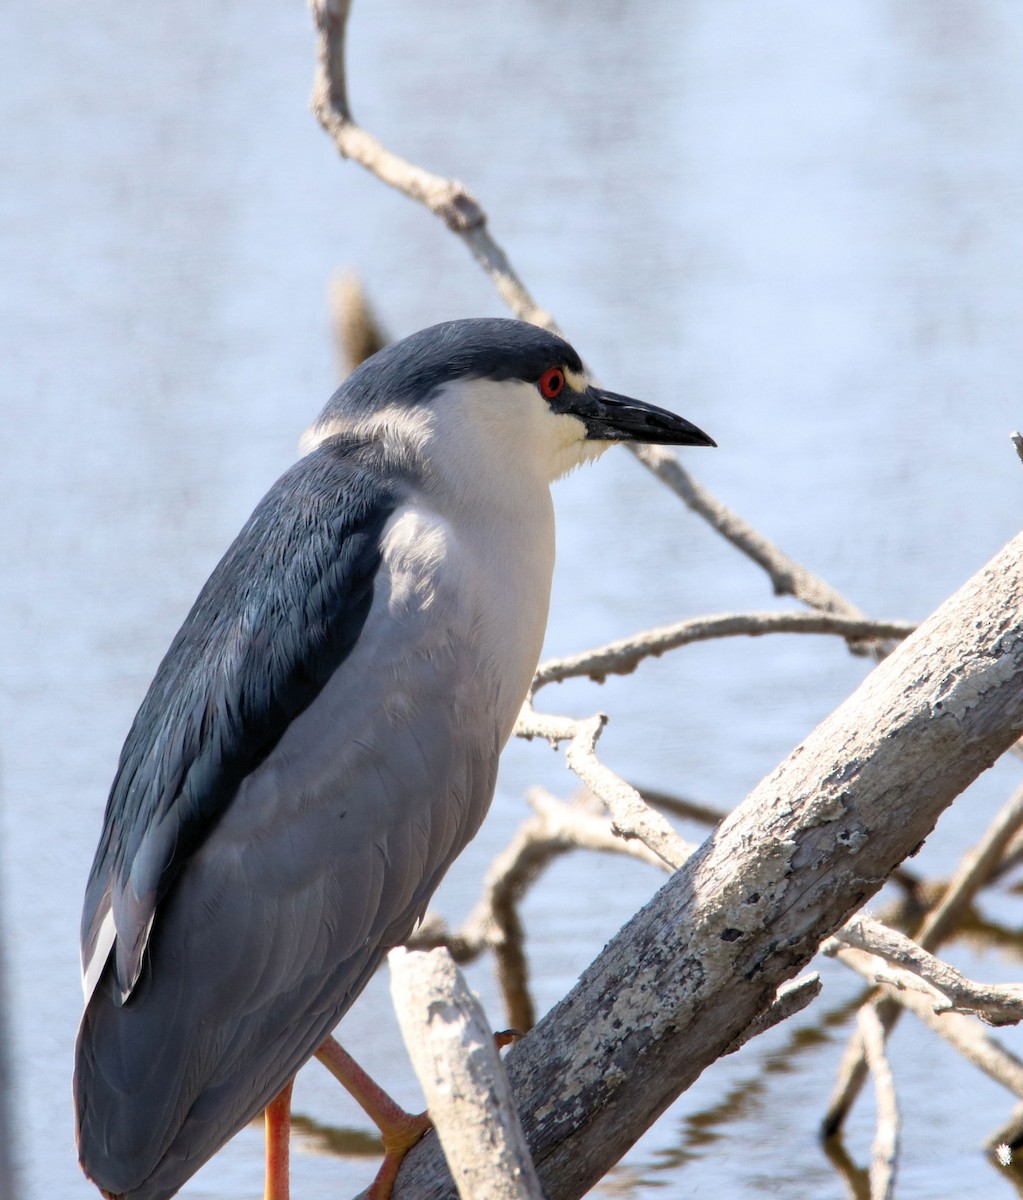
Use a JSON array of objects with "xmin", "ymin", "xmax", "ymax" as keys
[{"xmin": 302, "ymin": 318, "xmax": 715, "ymax": 484}]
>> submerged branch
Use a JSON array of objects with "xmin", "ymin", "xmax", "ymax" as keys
[{"xmin": 857, "ymin": 1005, "xmax": 899, "ymax": 1200}]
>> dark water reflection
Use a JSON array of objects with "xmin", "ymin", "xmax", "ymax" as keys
[{"xmin": 3, "ymin": 1, "xmax": 1023, "ymax": 1197}]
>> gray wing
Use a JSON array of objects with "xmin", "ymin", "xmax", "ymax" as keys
[
  {"xmin": 79, "ymin": 440, "xmax": 400, "ymax": 1005},
  {"xmin": 75, "ymin": 461, "xmax": 504, "ymax": 1199}
]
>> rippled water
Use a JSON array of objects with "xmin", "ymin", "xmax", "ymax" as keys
[{"xmin": 3, "ymin": 2, "xmax": 1023, "ymax": 1197}]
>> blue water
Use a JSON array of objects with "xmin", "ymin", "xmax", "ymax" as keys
[{"xmin": 3, "ymin": 2, "xmax": 1023, "ymax": 1197}]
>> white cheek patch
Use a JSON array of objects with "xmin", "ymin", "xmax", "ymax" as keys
[{"xmin": 546, "ymin": 410, "xmax": 610, "ymax": 479}]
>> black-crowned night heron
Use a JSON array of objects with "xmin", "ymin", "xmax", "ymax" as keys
[{"xmin": 74, "ymin": 317, "xmax": 715, "ymax": 1200}]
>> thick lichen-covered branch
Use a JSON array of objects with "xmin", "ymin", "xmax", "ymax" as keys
[{"xmin": 393, "ymin": 535, "xmax": 1023, "ymax": 1200}]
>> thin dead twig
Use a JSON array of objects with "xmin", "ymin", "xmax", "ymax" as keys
[
  {"xmin": 720, "ymin": 974, "xmax": 822, "ymax": 1057},
  {"xmin": 989, "ymin": 1105, "xmax": 1023, "ymax": 1153},
  {"xmin": 309, "ymin": 0, "xmax": 892, "ymax": 637},
  {"xmin": 515, "ymin": 704, "xmax": 693, "ymax": 870},
  {"xmin": 630, "ymin": 444, "xmax": 878, "ymax": 623},
  {"xmin": 835, "ymin": 945, "xmax": 1023, "ymax": 1105},
  {"xmin": 636, "ymin": 786, "xmax": 726, "ymax": 827},
  {"xmin": 531, "ymin": 611, "xmax": 915, "ymax": 692},
  {"xmin": 827, "ymin": 915, "xmax": 1023, "ymax": 1026},
  {"xmin": 991, "ymin": 827, "xmax": 1023, "ymax": 884},
  {"xmin": 330, "ymin": 272, "xmax": 387, "ymax": 374},
  {"xmin": 309, "ymin": 0, "xmax": 556, "ymax": 331},
  {"xmin": 917, "ymin": 782, "xmax": 1023, "ymax": 948}
]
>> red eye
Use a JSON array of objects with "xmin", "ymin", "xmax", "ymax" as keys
[{"xmin": 538, "ymin": 367, "xmax": 566, "ymax": 399}]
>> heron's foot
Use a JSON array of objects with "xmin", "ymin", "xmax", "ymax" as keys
[
  {"xmin": 363, "ymin": 1109, "xmax": 432, "ymax": 1200},
  {"xmin": 315, "ymin": 1037, "xmax": 432, "ymax": 1198},
  {"xmin": 381, "ymin": 1106, "xmax": 432, "ymax": 1155}
]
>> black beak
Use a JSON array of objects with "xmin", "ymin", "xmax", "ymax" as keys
[{"xmin": 557, "ymin": 386, "xmax": 716, "ymax": 448}]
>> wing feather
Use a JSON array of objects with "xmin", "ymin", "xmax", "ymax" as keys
[{"xmin": 80, "ymin": 440, "xmax": 399, "ymax": 1003}]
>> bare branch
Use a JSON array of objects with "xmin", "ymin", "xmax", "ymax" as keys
[
  {"xmin": 330, "ymin": 272, "xmax": 386, "ymax": 374},
  {"xmin": 309, "ymin": 0, "xmax": 556, "ymax": 331},
  {"xmin": 531, "ymin": 611, "xmax": 915, "ymax": 692},
  {"xmin": 407, "ymin": 790, "xmax": 670, "ymax": 1029},
  {"xmin": 991, "ymin": 825, "xmax": 1023, "ymax": 884},
  {"xmin": 629, "ymin": 443, "xmax": 878, "ymax": 622},
  {"xmin": 515, "ymin": 704, "xmax": 693, "ymax": 869},
  {"xmin": 857, "ymin": 1005, "xmax": 899, "ymax": 1200},
  {"xmin": 827, "ymin": 915, "xmax": 1023, "ymax": 1025},
  {"xmin": 721, "ymin": 973, "xmax": 822, "ymax": 1057},
  {"xmin": 988, "ymin": 1105, "xmax": 1023, "ymax": 1153},
  {"xmin": 824, "ymin": 780, "xmax": 1023, "ymax": 1135},
  {"xmin": 390, "ymin": 949, "xmax": 545, "ymax": 1200},
  {"xmin": 917, "ymin": 782, "xmax": 1023, "ymax": 948},
  {"xmin": 524, "ymin": 789, "xmax": 670, "ymax": 874},
  {"xmin": 635, "ymin": 786, "xmax": 727, "ymax": 828},
  {"xmin": 306, "ymin": 0, "xmax": 897, "ymax": 643},
  {"xmin": 835, "ymin": 946, "xmax": 1023, "ymax": 1105},
  {"xmin": 309, "ymin": 4, "xmax": 1023, "ymax": 1189}
]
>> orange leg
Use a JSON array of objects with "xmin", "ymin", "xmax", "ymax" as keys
[
  {"xmin": 264, "ymin": 1078, "xmax": 295, "ymax": 1200},
  {"xmin": 314, "ymin": 1036, "xmax": 431, "ymax": 1200}
]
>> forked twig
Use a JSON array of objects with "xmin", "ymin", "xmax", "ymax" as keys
[
  {"xmin": 827, "ymin": 915, "xmax": 1023, "ymax": 1025},
  {"xmin": 515, "ymin": 703, "xmax": 692, "ymax": 870},
  {"xmin": 309, "ymin": 0, "xmax": 887, "ymax": 631},
  {"xmin": 836, "ymin": 946, "xmax": 1023, "ymax": 1105}
]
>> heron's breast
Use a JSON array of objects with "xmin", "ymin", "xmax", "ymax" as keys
[{"xmin": 378, "ymin": 496, "xmax": 555, "ymax": 741}]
